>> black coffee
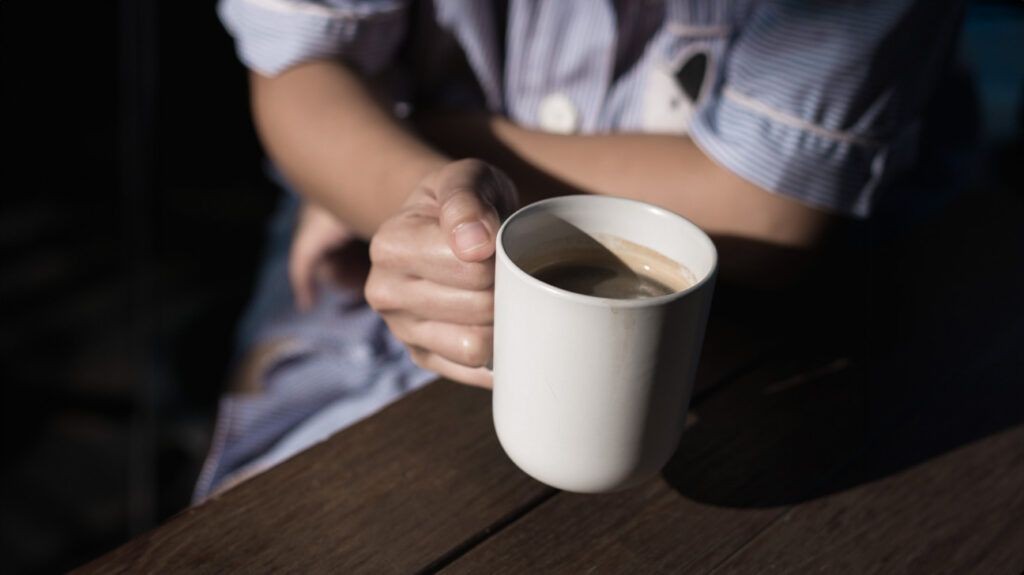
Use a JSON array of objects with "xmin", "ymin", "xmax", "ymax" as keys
[{"xmin": 525, "ymin": 236, "xmax": 693, "ymax": 299}]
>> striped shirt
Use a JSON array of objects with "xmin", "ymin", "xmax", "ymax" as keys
[
  {"xmin": 219, "ymin": 0, "xmax": 963, "ymax": 217},
  {"xmin": 197, "ymin": 0, "xmax": 964, "ymax": 499}
]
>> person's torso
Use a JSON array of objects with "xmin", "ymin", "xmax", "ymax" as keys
[{"xmin": 400, "ymin": 0, "xmax": 750, "ymax": 135}]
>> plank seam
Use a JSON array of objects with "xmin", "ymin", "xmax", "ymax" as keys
[{"xmin": 417, "ymin": 488, "xmax": 559, "ymax": 574}]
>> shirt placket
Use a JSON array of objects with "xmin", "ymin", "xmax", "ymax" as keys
[
  {"xmin": 506, "ymin": 0, "xmax": 616, "ymax": 134},
  {"xmin": 434, "ymin": 0, "xmax": 504, "ymax": 111}
]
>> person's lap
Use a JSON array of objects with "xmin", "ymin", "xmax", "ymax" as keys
[{"xmin": 194, "ymin": 191, "xmax": 433, "ymax": 502}]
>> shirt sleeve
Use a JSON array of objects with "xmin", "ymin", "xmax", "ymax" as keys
[
  {"xmin": 217, "ymin": 0, "xmax": 410, "ymax": 76},
  {"xmin": 689, "ymin": 0, "xmax": 964, "ymax": 218}
]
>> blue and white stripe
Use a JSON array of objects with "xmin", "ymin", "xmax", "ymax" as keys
[
  {"xmin": 193, "ymin": 193, "xmax": 435, "ymax": 501},
  {"xmin": 199, "ymin": 0, "xmax": 964, "ymax": 498},
  {"xmin": 689, "ymin": 0, "xmax": 964, "ymax": 216},
  {"xmin": 218, "ymin": 0, "xmax": 962, "ymax": 217},
  {"xmin": 218, "ymin": 0, "xmax": 409, "ymax": 74}
]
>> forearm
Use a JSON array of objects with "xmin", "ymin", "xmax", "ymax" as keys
[
  {"xmin": 498, "ymin": 122, "xmax": 830, "ymax": 245},
  {"xmin": 417, "ymin": 113, "xmax": 835, "ymax": 286},
  {"xmin": 249, "ymin": 61, "xmax": 447, "ymax": 238}
]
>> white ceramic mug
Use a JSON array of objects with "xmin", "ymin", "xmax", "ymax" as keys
[{"xmin": 493, "ymin": 195, "xmax": 717, "ymax": 492}]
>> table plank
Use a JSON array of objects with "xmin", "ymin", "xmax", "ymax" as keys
[
  {"xmin": 442, "ymin": 350, "xmax": 866, "ymax": 575},
  {"xmin": 78, "ymin": 305, "xmax": 772, "ymax": 573},
  {"xmin": 443, "ymin": 179, "xmax": 1024, "ymax": 575},
  {"xmin": 707, "ymin": 350, "xmax": 1024, "ymax": 574},
  {"xmin": 445, "ymin": 313, "xmax": 1024, "ymax": 575},
  {"xmin": 698, "ymin": 188, "xmax": 1024, "ymax": 574},
  {"xmin": 716, "ymin": 424, "xmax": 1024, "ymax": 574},
  {"xmin": 690, "ymin": 308, "xmax": 777, "ymax": 396},
  {"xmin": 77, "ymin": 382, "xmax": 551, "ymax": 574}
]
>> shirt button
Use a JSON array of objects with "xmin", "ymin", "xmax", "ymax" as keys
[{"xmin": 538, "ymin": 93, "xmax": 579, "ymax": 134}]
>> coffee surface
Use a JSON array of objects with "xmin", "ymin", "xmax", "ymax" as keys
[
  {"xmin": 522, "ymin": 235, "xmax": 693, "ymax": 299},
  {"xmin": 532, "ymin": 262, "xmax": 677, "ymax": 298}
]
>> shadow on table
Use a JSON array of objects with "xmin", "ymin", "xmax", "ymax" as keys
[{"xmin": 663, "ymin": 187, "xmax": 1024, "ymax": 508}]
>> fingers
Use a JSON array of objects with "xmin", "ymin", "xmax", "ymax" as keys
[
  {"xmin": 408, "ymin": 346, "xmax": 493, "ymax": 389},
  {"xmin": 365, "ymin": 275, "xmax": 494, "ymax": 325},
  {"xmin": 381, "ymin": 314, "xmax": 493, "ymax": 369},
  {"xmin": 371, "ymin": 213, "xmax": 495, "ymax": 290},
  {"xmin": 290, "ymin": 202, "xmax": 352, "ymax": 312},
  {"xmin": 438, "ymin": 188, "xmax": 500, "ymax": 263},
  {"xmin": 430, "ymin": 160, "xmax": 518, "ymax": 263},
  {"xmin": 366, "ymin": 160, "xmax": 516, "ymax": 389}
]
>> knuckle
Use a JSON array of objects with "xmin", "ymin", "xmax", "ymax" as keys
[
  {"xmin": 458, "ymin": 330, "xmax": 492, "ymax": 367},
  {"xmin": 368, "ymin": 236, "xmax": 387, "ymax": 265},
  {"xmin": 364, "ymin": 276, "xmax": 391, "ymax": 311},
  {"xmin": 368, "ymin": 227, "xmax": 399, "ymax": 265}
]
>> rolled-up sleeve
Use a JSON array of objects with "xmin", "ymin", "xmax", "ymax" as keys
[
  {"xmin": 689, "ymin": 0, "xmax": 963, "ymax": 218},
  {"xmin": 217, "ymin": 0, "xmax": 409, "ymax": 76}
]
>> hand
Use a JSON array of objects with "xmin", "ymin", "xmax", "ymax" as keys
[
  {"xmin": 366, "ymin": 159, "xmax": 518, "ymax": 388},
  {"xmin": 289, "ymin": 201, "xmax": 353, "ymax": 312}
]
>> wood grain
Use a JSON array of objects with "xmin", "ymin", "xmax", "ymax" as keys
[
  {"xmin": 444, "ymin": 315, "xmax": 1024, "ymax": 574},
  {"xmin": 707, "ymin": 351, "xmax": 1024, "ymax": 574},
  {"xmin": 76, "ymin": 381, "xmax": 551, "ymax": 574},
  {"xmin": 440, "ymin": 171, "xmax": 1024, "ymax": 575},
  {"xmin": 690, "ymin": 308, "xmax": 777, "ymax": 396},
  {"xmin": 76, "ymin": 300, "xmax": 774, "ymax": 573},
  {"xmin": 442, "ymin": 350, "xmax": 867, "ymax": 575},
  {"xmin": 701, "ymin": 188, "xmax": 1024, "ymax": 574}
]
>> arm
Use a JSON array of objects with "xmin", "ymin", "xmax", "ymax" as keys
[
  {"xmin": 250, "ymin": 59, "xmax": 834, "ymax": 389},
  {"xmin": 490, "ymin": 121, "xmax": 837, "ymax": 286},
  {"xmin": 249, "ymin": 60, "xmax": 447, "ymax": 239},
  {"xmin": 416, "ymin": 113, "xmax": 835, "ymax": 286},
  {"xmin": 251, "ymin": 62, "xmax": 830, "ymax": 256},
  {"xmin": 488, "ymin": 119, "xmax": 834, "ymax": 250}
]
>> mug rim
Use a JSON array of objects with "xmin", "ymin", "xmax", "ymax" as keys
[{"xmin": 496, "ymin": 195, "xmax": 718, "ymax": 309}]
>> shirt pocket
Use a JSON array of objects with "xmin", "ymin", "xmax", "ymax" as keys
[{"xmin": 642, "ymin": 29, "xmax": 727, "ymax": 135}]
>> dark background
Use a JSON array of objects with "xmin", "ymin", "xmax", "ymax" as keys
[
  {"xmin": 0, "ymin": 1, "xmax": 1021, "ymax": 573},
  {"xmin": 1, "ymin": 2, "xmax": 276, "ymax": 572}
]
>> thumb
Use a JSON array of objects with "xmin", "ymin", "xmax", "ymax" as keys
[{"xmin": 435, "ymin": 161, "xmax": 513, "ymax": 262}]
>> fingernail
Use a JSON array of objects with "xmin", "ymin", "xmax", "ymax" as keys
[{"xmin": 454, "ymin": 221, "xmax": 490, "ymax": 253}]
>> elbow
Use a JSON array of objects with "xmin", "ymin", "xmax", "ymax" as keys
[
  {"xmin": 713, "ymin": 189, "xmax": 839, "ymax": 289},
  {"xmin": 756, "ymin": 196, "xmax": 834, "ymax": 252}
]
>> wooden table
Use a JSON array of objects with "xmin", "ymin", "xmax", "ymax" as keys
[
  {"xmin": 80, "ymin": 190, "xmax": 1024, "ymax": 574},
  {"xmin": 77, "ymin": 307, "xmax": 1024, "ymax": 574}
]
